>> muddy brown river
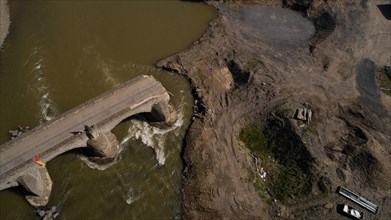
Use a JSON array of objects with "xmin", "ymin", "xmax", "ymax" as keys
[{"xmin": 0, "ymin": 1, "xmax": 215, "ymax": 219}]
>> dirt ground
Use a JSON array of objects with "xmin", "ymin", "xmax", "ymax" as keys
[{"xmin": 157, "ymin": 0, "xmax": 391, "ymax": 219}]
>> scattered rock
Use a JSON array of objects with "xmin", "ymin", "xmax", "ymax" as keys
[
  {"xmin": 50, "ymin": 206, "xmax": 57, "ymax": 212},
  {"xmin": 324, "ymin": 203, "xmax": 333, "ymax": 209},
  {"xmin": 295, "ymin": 107, "xmax": 312, "ymax": 122},
  {"xmin": 9, "ymin": 130, "xmax": 18, "ymax": 137},
  {"xmin": 53, "ymin": 212, "xmax": 59, "ymax": 219},
  {"xmin": 8, "ymin": 125, "xmax": 31, "ymax": 139},
  {"xmin": 37, "ymin": 209, "xmax": 46, "ymax": 217},
  {"xmin": 37, "ymin": 206, "xmax": 60, "ymax": 220}
]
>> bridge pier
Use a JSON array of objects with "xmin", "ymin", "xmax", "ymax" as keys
[
  {"xmin": 17, "ymin": 166, "xmax": 52, "ymax": 207},
  {"xmin": 86, "ymin": 127, "xmax": 120, "ymax": 160},
  {"xmin": 145, "ymin": 101, "xmax": 177, "ymax": 128}
]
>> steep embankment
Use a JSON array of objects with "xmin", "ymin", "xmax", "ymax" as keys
[{"xmin": 157, "ymin": 0, "xmax": 391, "ymax": 219}]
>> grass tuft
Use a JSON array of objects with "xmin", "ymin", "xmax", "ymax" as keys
[
  {"xmin": 377, "ymin": 69, "xmax": 391, "ymax": 96},
  {"xmin": 238, "ymin": 125, "xmax": 271, "ymax": 157}
]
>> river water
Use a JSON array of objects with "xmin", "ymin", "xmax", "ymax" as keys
[{"xmin": 0, "ymin": 1, "xmax": 215, "ymax": 219}]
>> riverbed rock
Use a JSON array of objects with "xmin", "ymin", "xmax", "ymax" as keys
[
  {"xmin": 37, "ymin": 209, "xmax": 46, "ymax": 217},
  {"xmin": 324, "ymin": 203, "xmax": 333, "ymax": 209},
  {"xmin": 42, "ymin": 206, "xmax": 59, "ymax": 220},
  {"xmin": 9, "ymin": 130, "xmax": 18, "ymax": 137}
]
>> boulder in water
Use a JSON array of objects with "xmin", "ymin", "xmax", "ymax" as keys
[{"xmin": 37, "ymin": 209, "xmax": 46, "ymax": 217}]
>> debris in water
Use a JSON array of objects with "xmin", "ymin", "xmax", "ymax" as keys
[
  {"xmin": 36, "ymin": 206, "xmax": 59, "ymax": 220},
  {"xmin": 8, "ymin": 125, "xmax": 30, "ymax": 139}
]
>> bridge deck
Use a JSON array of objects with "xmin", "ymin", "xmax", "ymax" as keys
[{"xmin": 0, "ymin": 75, "xmax": 167, "ymax": 178}]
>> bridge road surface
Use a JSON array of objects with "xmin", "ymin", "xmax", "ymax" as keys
[{"xmin": 0, "ymin": 75, "xmax": 167, "ymax": 178}]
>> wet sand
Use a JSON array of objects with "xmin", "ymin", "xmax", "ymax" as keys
[{"xmin": 0, "ymin": 0, "xmax": 10, "ymax": 48}]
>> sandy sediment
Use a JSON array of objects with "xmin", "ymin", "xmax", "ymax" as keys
[{"xmin": 0, "ymin": 0, "xmax": 10, "ymax": 48}]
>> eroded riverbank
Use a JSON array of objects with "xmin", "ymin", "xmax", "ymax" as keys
[{"xmin": 0, "ymin": 0, "xmax": 10, "ymax": 47}]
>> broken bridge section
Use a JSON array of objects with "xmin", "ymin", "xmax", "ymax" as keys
[{"xmin": 0, "ymin": 75, "xmax": 176, "ymax": 207}]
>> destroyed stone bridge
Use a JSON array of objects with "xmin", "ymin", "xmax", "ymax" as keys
[{"xmin": 0, "ymin": 75, "xmax": 176, "ymax": 207}]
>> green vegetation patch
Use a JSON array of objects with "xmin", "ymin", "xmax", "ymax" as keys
[
  {"xmin": 377, "ymin": 68, "xmax": 391, "ymax": 96},
  {"xmin": 275, "ymin": 107, "xmax": 292, "ymax": 118},
  {"xmin": 239, "ymin": 111, "xmax": 315, "ymax": 204},
  {"xmin": 317, "ymin": 176, "xmax": 332, "ymax": 194},
  {"xmin": 264, "ymin": 115, "xmax": 314, "ymax": 203},
  {"xmin": 238, "ymin": 124, "xmax": 271, "ymax": 157},
  {"xmin": 254, "ymin": 174, "xmax": 272, "ymax": 202},
  {"xmin": 268, "ymin": 164, "xmax": 312, "ymax": 203},
  {"xmin": 265, "ymin": 117, "xmax": 313, "ymax": 173}
]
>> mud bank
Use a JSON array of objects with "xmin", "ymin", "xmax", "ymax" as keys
[
  {"xmin": 157, "ymin": 0, "xmax": 391, "ymax": 219},
  {"xmin": 0, "ymin": 0, "xmax": 10, "ymax": 48}
]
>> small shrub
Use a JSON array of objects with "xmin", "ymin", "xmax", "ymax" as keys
[
  {"xmin": 275, "ymin": 107, "xmax": 292, "ymax": 118},
  {"xmin": 268, "ymin": 164, "xmax": 312, "ymax": 203},
  {"xmin": 377, "ymin": 68, "xmax": 391, "ymax": 96},
  {"xmin": 317, "ymin": 176, "xmax": 331, "ymax": 194},
  {"xmin": 254, "ymin": 175, "xmax": 271, "ymax": 201},
  {"xmin": 245, "ymin": 59, "xmax": 260, "ymax": 72}
]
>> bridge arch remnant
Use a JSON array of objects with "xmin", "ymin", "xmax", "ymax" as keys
[
  {"xmin": 85, "ymin": 93, "xmax": 177, "ymax": 161},
  {"xmin": 0, "ymin": 75, "xmax": 177, "ymax": 207}
]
